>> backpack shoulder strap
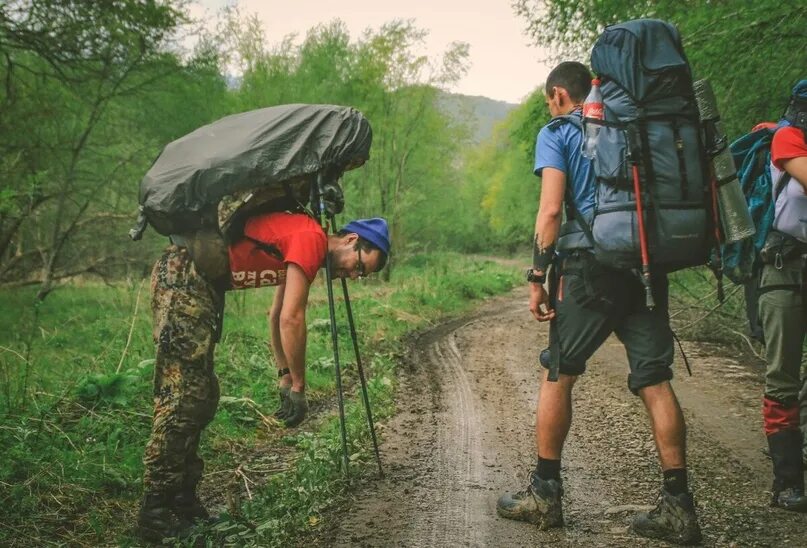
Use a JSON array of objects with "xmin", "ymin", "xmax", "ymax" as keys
[
  {"xmin": 546, "ymin": 113, "xmax": 593, "ymax": 246},
  {"xmin": 244, "ymin": 235, "xmax": 285, "ymax": 261},
  {"xmin": 769, "ymin": 127, "xmax": 792, "ymax": 200},
  {"xmin": 773, "ymin": 171, "xmax": 792, "ymax": 201},
  {"xmin": 547, "ymin": 114, "xmax": 583, "ymax": 131}
]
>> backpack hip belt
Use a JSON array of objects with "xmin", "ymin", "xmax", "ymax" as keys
[{"xmin": 759, "ymin": 230, "xmax": 807, "ymax": 269}]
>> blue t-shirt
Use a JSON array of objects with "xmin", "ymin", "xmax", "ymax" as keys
[{"xmin": 533, "ymin": 113, "xmax": 595, "ymax": 219}]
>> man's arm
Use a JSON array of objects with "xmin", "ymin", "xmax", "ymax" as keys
[
  {"xmin": 277, "ymin": 263, "xmax": 311, "ymax": 393},
  {"xmin": 782, "ymin": 156, "xmax": 807, "ymax": 193},
  {"xmin": 529, "ymin": 167, "xmax": 566, "ymax": 322}
]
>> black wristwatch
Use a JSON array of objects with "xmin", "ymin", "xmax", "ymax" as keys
[{"xmin": 526, "ymin": 268, "xmax": 546, "ymax": 284}]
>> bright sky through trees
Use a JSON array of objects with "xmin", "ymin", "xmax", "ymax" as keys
[{"xmin": 192, "ymin": 0, "xmax": 551, "ymax": 103}]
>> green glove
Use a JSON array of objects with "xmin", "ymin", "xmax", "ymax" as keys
[
  {"xmin": 274, "ymin": 386, "xmax": 291, "ymax": 420},
  {"xmin": 283, "ymin": 390, "xmax": 308, "ymax": 428}
]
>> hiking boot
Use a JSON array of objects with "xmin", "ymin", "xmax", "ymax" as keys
[
  {"xmin": 496, "ymin": 473, "xmax": 563, "ymax": 529},
  {"xmin": 631, "ymin": 490, "xmax": 702, "ymax": 545},
  {"xmin": 283, "ymin": 390, "xmax": 308, "ymax": 428},
  {"xmin": 174, "ymin": 489, "xmax": 211, "ymax": 522},
  {"xmin": 768, "ymin": 429, "xmax": 807, "ymax": 512},
  {"xmin": 274, "ymin": 386, "xmax": 291, "ymax": 420},
  {"xmin": 136, "ymin": 492, "xmax": 193, "ymax": 543},
  {"xmin": 772, "ymin": 487, "xmax": 807, "ymax": 512}
]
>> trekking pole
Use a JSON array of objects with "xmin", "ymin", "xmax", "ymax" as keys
[
  {"xmin": 316, "ymin": 175, "xmax": 351, "ymax": 479},
  {"xmin": 338, "ymin": 273, "xmax": 384, "ymax": 478},
  {"xmin": 627, "ymin": 126, "xmax": 656, "ymax": 310}
]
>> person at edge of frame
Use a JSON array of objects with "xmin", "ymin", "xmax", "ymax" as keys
[
  {"xmin": 136, "ymin": 211, "xmax": 390, "ymax": 543},
  {"xmin": 756, "ymin": 79, "xmax": 807, "ymax": 512},
  {"xmin": 495, "ymin": 62, "xmax": 702, "ymax": 545}
]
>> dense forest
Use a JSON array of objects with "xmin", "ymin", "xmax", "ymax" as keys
[{"xmin": 2, "ymin": 1, "xmax": 804, "ymax": 297}]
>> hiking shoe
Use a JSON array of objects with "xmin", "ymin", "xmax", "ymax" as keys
[
  {"xmin": 772, "ymin": 487, "xmax": 807, "ymax": 512},
  {"xmin": 135, "ymin": 492, "xmax": 193, "ymax": 543},
  {"xmin": 631, "ymin": 490, "xmax": 702, "ymax": 545},
  {"xmin": 274, "ymin": 386, "xmax": 292, "ymax": 420},
  {"xmin": 496, "ymin": 473, "xmax": 563, "ymax": 529},
  {"xmin": 283, "ymin": 390, "xmax": 308, "ymax": 428}
]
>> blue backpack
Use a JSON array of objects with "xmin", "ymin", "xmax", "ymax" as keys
[{"xmin": 720, "ymin": 127, "xmax": 785, "ymax": 284}]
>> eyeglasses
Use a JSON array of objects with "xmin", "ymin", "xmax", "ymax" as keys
[{"xmin": 355, "ymin": 247, "xmax": 367, "ymax": 278}]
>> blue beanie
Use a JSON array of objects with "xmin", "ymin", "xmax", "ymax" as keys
[{"xmin": 342, "ymin": 218, "xmax": 390, "ymax": 256}]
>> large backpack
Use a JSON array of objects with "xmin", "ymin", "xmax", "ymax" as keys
[
  {"xmin": 580, "ymin": 19, "xmax": 713, "ymax": 272},
  {"xmin": 129, "ymin": 104, "xmax": 372, "ymax": 242},
  {"xmin": 720, "ymin": 82, "xmax": 807, "ymax": 283},
  {"xmin": 720, "ymin": 127, "xmax": 783, "ymax": 284}
]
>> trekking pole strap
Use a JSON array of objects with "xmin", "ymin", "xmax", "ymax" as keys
[{"xmin": 671, "ymin": 329, "xmax": 693, "ymax": 377}]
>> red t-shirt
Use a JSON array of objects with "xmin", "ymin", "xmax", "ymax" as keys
[
  {"xmin": 771, "ymin": 126, "xmax": 807, "ymax": 169},
  {"xmin": 228, "ymin": 212, "xmax": 327, "ymax": 290}
]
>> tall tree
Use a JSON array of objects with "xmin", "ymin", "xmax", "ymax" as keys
[
  {"xmin": 512, "ymin": 0, "xmax": 807, "ymax": 136},
  {"xmin": 460, "ymin": 90, "xmax": 548, "ymax": 250},
  {"xmin": 0, "ymin": 0, "xmax": 208, "ymax": 298}
]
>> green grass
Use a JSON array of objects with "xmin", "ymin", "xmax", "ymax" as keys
[
  {"xmin": 667, "ymin": 267, "xmax": 754, "ymax": 346},
  {"xmin": 0, "ymin": 252, "xmax": 520, "ymax": 546}
]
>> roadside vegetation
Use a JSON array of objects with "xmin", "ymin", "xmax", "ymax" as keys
[{"xmin": 0, "ymin": 252, "xmax": 520, "ymax": 545}]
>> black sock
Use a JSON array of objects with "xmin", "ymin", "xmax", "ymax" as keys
[
  {"xmin": 534, "ymin": 458, "xmax": 561, "ymax": 482},
  {"xmin": 663, "ymin": 468, "xmax": 688, "ymax": 496}
]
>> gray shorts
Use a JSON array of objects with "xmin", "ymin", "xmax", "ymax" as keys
[{"xmin": 543, "ymin": 253, "xmax": 674, "ymax": 394}]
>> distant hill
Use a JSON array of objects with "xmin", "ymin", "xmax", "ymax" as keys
[{"xmin": 437, "ymin": 92, "xmax": 517, "ymax": 144}]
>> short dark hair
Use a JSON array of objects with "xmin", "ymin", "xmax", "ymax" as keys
[
  {"xmin": 336, "ymin": 230, "xmax": 388, "ymax": 271},
  {"xmin": 545, "ymin": 62, "xmax": 592, "ymax": 103}
]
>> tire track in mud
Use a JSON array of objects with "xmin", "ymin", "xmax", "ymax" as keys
[
  {"xmin": 324, "ymin": 288, "xmax": 807, "ymax": 547},
  {"xmin": 426, "ymin": 332, "xmax": 484, "ymax": 546}
]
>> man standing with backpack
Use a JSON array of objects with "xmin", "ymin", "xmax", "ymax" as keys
[
  {"xmin": 496, "ymin": 55, "xmax": 702, "ymax": 545},
  {"xmin": 136, "ymin": 212, "xmax": 390, "ymax": 542},
  {"xmin": 756, "ymin": 80, "xmax": 807, "ymax": 512}
]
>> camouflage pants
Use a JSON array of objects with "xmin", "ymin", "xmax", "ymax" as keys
[{"xmin": 142, "ymin": 245, "xmax": 224, "ymax": 495}]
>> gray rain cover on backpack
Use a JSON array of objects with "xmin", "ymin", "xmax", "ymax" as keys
[
  {"xmin": 587, "ymin": 19, "xmax": 711, "ymax": 271},
  {"xmin": 133, "ymin": 104, "xmax": 372, "ymax": 238}
]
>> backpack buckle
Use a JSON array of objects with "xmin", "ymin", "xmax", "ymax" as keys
[{"xmin": 775, "ymin": 252, "xmax": 784, "ymax": 270}]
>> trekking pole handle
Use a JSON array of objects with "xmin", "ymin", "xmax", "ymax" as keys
[{"xmin": 642, "ymin": 265, "xmax": 656, "ymax": 310}]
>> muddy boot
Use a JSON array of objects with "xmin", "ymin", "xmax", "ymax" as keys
[
  {"xmin": 631, "ymin": 490, "xmax": 702, "ymax": 545},
  {"xmin": 768, "ymin": 430, "xmax": 807, "ymax": 512},
  {"xmin": 496, "ymin": 473, "xmax": 563, "ymax": 530},
  {"xmin": 274, "ymin": 386, "xmax": 292, "ymax": 420},
  {"xmin": 283, "ymin": 390, "xmax": 308, "ymax": 428},
  {"xmin": 136, "ymin": 492, "xmax": 192, "ymax": 543}
]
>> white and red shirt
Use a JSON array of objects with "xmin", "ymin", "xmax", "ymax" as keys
[
  {"xmin": 771, "ymin": 126, "xmax": 807, "ymax": 243},
  {"xmin": 227, "ymin": 212, "xmax": 327, "ymax": 290}
]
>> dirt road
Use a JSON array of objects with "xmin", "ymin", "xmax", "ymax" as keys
[{"xmin": 323, "ymin": 288, "xmax": 806, "ymax": 547}]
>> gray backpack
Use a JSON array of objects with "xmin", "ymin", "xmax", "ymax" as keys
[
  {"xmin": 130, "ymin": 104, "xmax": 372, "ymax": 241},
  {"xmin": 575, "ymin": 19, "xmax": 714, "ymax": 272}
]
